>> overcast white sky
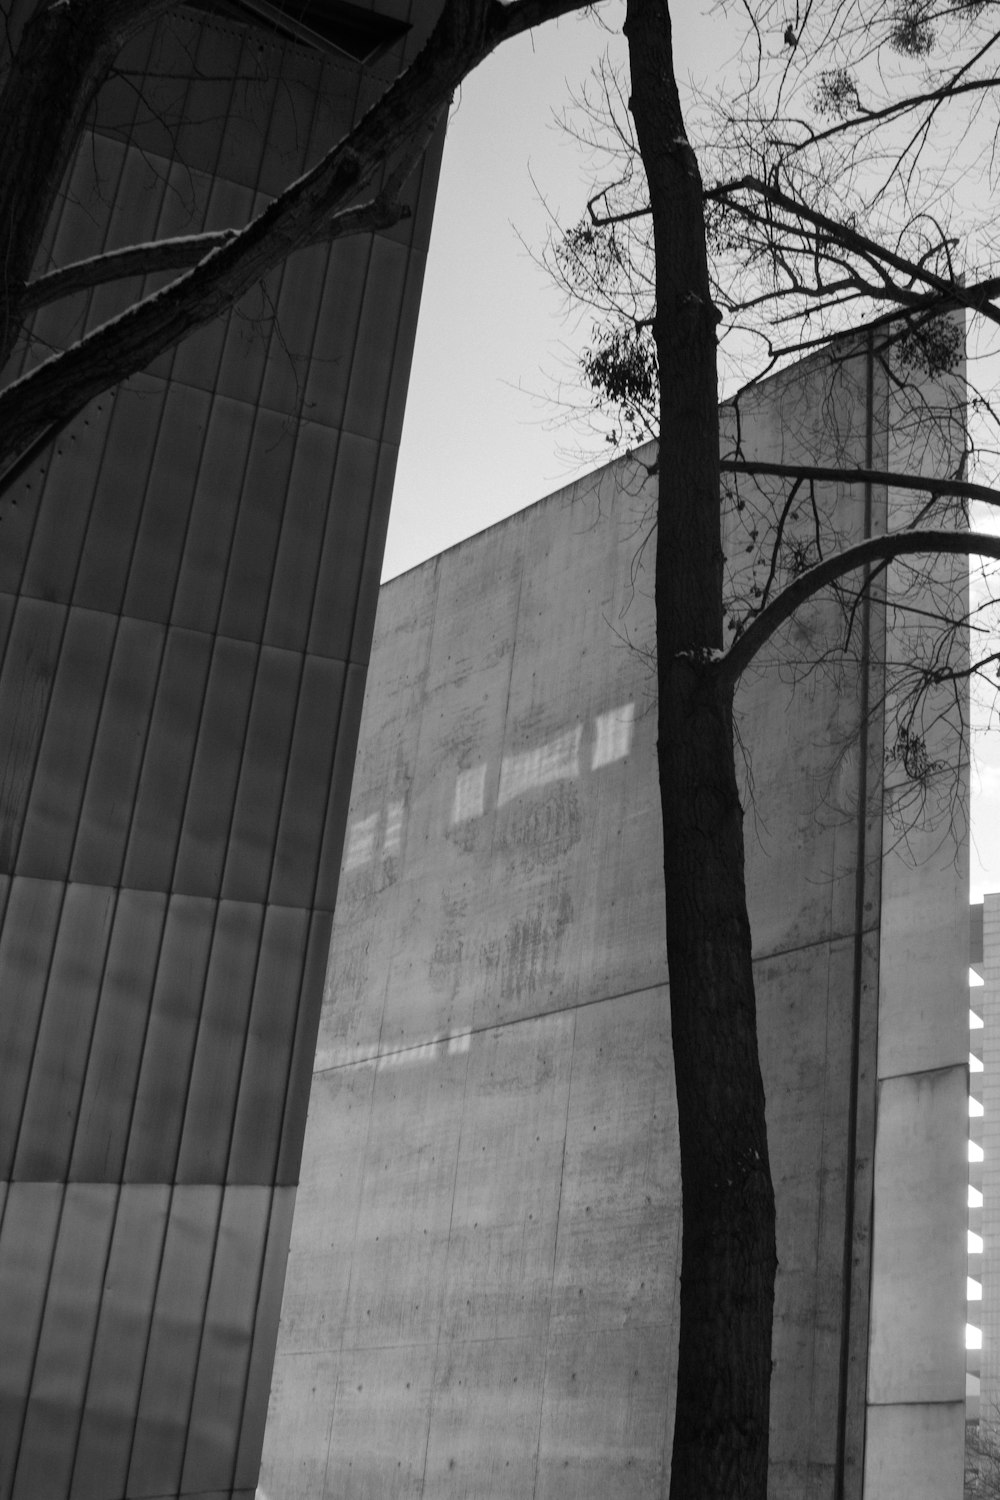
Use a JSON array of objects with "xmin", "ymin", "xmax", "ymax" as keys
[{"xmin": 385, "ymin": 3, "xmax": 1000, "ymax": 903}]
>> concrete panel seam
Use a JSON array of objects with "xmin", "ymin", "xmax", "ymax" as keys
[{"xmin": 876, "ymin": 1060, "xmax": 969, "ymax": 1086}]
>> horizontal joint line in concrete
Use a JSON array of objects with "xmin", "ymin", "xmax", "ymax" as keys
[
  {"xmin": 877, "ymin": 1060, "xmax": 968, "ymax": 1085},
  {"xmin": 752, "ymin": 926, "xmax": 880, "ymax": 966},
  {"xmin": 315, "ymin": 979, "xmax": 671, "ymax": 1075}
]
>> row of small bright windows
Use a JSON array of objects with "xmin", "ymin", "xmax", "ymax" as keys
[{"xmin": 968, "ymin": 974, "xmax": 985, "ymax": 1352}]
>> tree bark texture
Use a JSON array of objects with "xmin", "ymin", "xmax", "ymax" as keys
[{"xmin": 624, "ymin": 0, "xmax": 777, "ymax": 1494}]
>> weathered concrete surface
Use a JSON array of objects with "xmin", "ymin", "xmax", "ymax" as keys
[{"xmin": 261, "ymin": 337, "xmax": 969, "ymax": 1498}]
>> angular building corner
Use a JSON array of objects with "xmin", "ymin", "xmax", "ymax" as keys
[
  {"xmin": 0, "ymin": 2, "xmax": 444, "ymax": 1496},
  {"xmin": 262, "ymin": 330, "xmax": 971, "ymax": 1498}
]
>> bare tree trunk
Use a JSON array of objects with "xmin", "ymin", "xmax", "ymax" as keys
[{"xmin": 624, "ymin": 0, "xmax": 777, "ymax": 1494}]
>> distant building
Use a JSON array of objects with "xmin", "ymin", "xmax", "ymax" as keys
[
  {"xmin": 262, "ymin": 335, "xmax": 971, "ymax": 1498},
  {"xmin": 0, "ymin": 2, "xmax": 441, "ymax": 1496},
  {"xmin": 971, "ymin": 895, "xmax": 1000, "ymax": 1431}
]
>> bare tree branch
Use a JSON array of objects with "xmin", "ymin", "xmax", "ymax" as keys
[
  {"xmin": 18, "ymin": 231, "xmax": 240, "ymax": 315},
  {"xmin": 710, "ymin": 176, "xmax": 1000, "ymax": 330},
  {"xmin": 719, "ymin": 528, "xmax": 1000, "ymax": 685},
  {"xmin": 723, "ymin": 460, "xmax": 1000, "ymax": 508}
]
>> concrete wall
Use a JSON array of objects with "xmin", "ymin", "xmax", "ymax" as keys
[
  {"xmin": 0, "ymin": 5, "xmax": 442, "ymax": 1497},
  {"xmin": 262, "ymin": 336, "xmax": 970, "ymax": 1497}
]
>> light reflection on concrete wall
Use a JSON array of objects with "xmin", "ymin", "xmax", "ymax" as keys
[{"xmin": 345, "ymin": 704, "xmax": 635, "ymax": 867}]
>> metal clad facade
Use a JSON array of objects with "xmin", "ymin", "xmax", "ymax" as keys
[{"xmin": 0, "ymin": 1, "xmax": 442, "ymax": 1494}]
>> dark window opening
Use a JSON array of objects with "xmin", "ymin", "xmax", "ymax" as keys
[{"xmin": 196, "ymin": 0, "xmax": 409, "ymax": 62}]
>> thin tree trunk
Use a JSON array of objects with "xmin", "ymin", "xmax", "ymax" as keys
[{"xmin": 624, "ymin": 0, "xmax": 777, "ymax": 1494}]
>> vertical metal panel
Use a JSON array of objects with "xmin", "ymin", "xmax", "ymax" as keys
[
  {"xmin": 71, "ymin": 1187, "xmax": 171, "ymax": 1500},
  {"xmin": 268, "ymin": 654, "xmax": 345, "ymax": 909},
  {"xmin": 171, "ymin": 636, "xmax": 257, "ymax": 898},
  {"xmin": 142, "ymin": 157, "xmax": 215, "ymax": 387},
  {"xmin": 87, "ymin": 146, "xmax": 168, "ymax": 329},
  {"xmin": 262, "ymin": 421, "xmax": 340, "ymax": 655},
  {"xmin": 275, "ymin": 908, "xmax": 334, "ymax": 1185},
  {"xmin": 169, "ymin": 177, "xmax": 256, "ymax": 397},
  {"xmin": 216, "ymin": 412, "xmax": 298, "ymax": 646},
  {"xmin": 0, "ymin": 1183, "xmax": 62, "ymax": 1498},
  {"xmin": 13, "ymin": 883, "xmax": 116, "ymax": 1182},
  {"xmin": 233, "ymin": 1187, "xmax": 296, "ymax": 1488},
  {"xmin": 257, "ymin": 242, "xmax": 332, "ymax": 421},
  {"xmin": 383, "ymin": 245, "xmax": 431, "ymax": 439},
  {"xmin": 0, "ymin": 875, "xmax": 11, "ymax": 971},
  {"xmin": 215, "ymin": 262, "xmax": 279, "ymax": 409},
  {"xmin": 0, "ymin": 877, "xmax": 64, "ymax": 1177},
  {"xmin": 169, "ymin": 394, "xmax": 254, "ymax": 635},
  {"xmin": 0, "ymin": 470, "xmax": 42, "ymax": 598},
  {"xmin": 252, "ymin": 48, "xmax": 326, "ymax": 196},
  {"xmin": 307, "ymin": 431, "xmax": 379, "ymax": 661},
  {"xmin": 392, "ymin": 122, "xmax": 446, "ymax": 258},
  {"xmin": 341, "ymin": 235, "xmax": 411, "ymax": 443},
  {"xmin": 110, "ymin": 13, "xmax": 198, "ymax": 166},
  {"xmin": 123, "ymin": 895, "xmax": 216, "ymax": 1184},
  {"xmin": 314, "ymin": 659, "xmax": 369, "ymax": 912},
  {"xmin": 0, "ymin": 600, "xmax": 66, "ymax": 872},
  {"xmin": 171, "ymin": 18, "xmax": 243, "ymax": 185},
  {"xmin": 0, "ymin": 576, "xmax": 19, "ymax": 664},
  {"xmin": 126, "ymin": 1186, "xmax": 222, "ymax": 1498},
  {"xmin": 71, "ymin": 618, "xmax": 164, "ymax": 889},
  {"xmin": 181, "ymin": 1186, "xmax": 271, "ymax": 1492},
  {"xmin": 227, "ymin": 905, "xmax": 310, "ymax": 1184},
  {"xmin": 347, "ymin": 441, "xmax": 398, "ymax": 665},
  {"xmin": 12, "ymin": 1185, "xmax": 118, "ymax": 1500},
  {"xmin": 72, "ymin": 383, "xmax": 164, "ymax": 617},
  {"xmin": 121, "ymin": 626, "xmax": 213, "ymax": 894},
  {"xmin": 17, "ymin": 607, "xmax": 117, "ymax": 880},
  {"xmin": 302, "ymin": 234, "xmax": 371, "ymax": 426},
  {"xmin": 95, "ymin": 134, "xmax": 169, "ymax": 248},
  {"xmin": 122, "ymin": 385, "xmax": 213, "ymax": 626},
  {"xmin": 70, "ymin": 890, "xmax": 168, "ymax": 1182},
  {"xmin": 175, "ymin": 899, "xmax": 264, "ymax": 1184},
  {"xmin": 215, "ymin": 64, "xmax": 281, "ymax": 188},
  {"xmin": 87, "ymin": 15, "xmax": 158, "ymax": 144},
  {"xmin": 26, "ymin": 134, "xmax": 125, "ymax": 365},
  {"xmin": 19, "ymin": 397, "xmax": 112, "ymax": 606},
  {"xmin": 221, "ymin": 648, "xmax": 301, "ymax": 905},
  {"xmin": 307, "ymin": 48, "xmax": 362, "ymax": 163}
]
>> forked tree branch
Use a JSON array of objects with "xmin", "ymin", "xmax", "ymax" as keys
[
  {"xmin": 18, "ymin": 232, "xmax": 239, "ymax": 315},
  {"xmin": 779, "ymin": 31, "xmax": 1000, "ymax": 158},
  {"xmin": 15, "ymin": 184, "xmax": 417, "ymax": 319},
  {"xmin": 709, "ymin": 177, "xmax": 1000, "ymax": 330}
]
